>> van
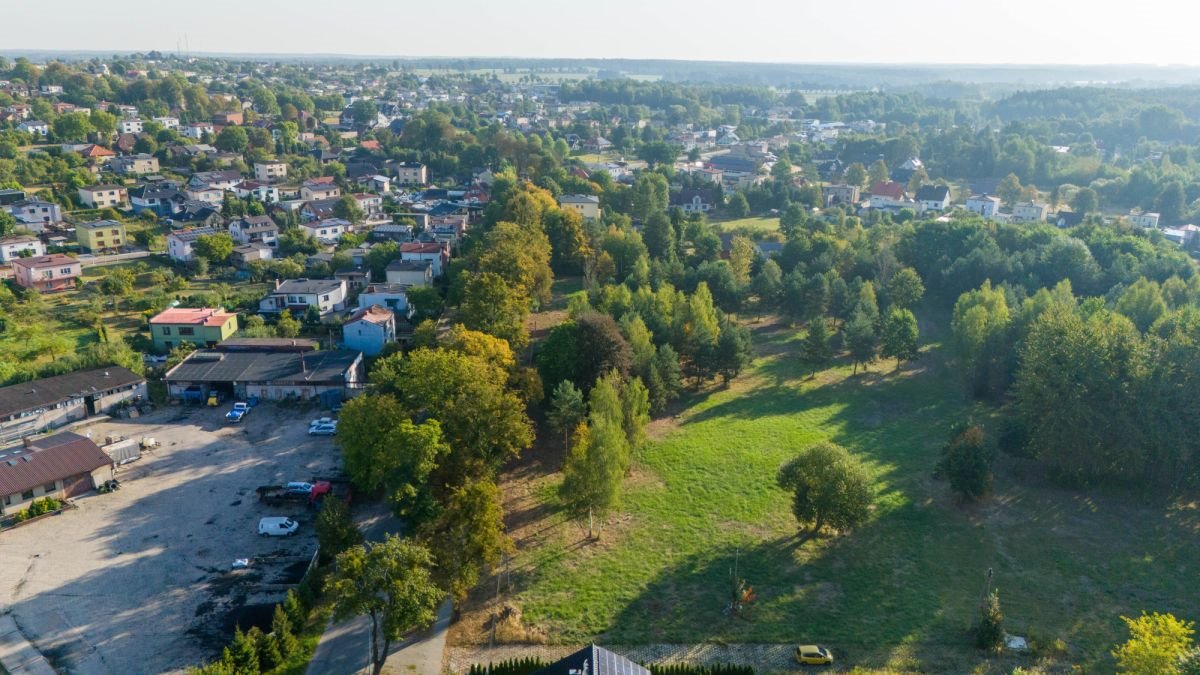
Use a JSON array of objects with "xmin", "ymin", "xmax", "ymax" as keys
[{"xmin": 258, "ymin": 517, "xmax": 299, "ymax": 537}]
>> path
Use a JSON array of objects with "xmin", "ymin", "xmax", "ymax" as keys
[
  {"xmin": 307, "ymin": 504, "xmax": 452, "ymax": 675},
  {"xmin": 0, "ymin": 615, "xmax": 57, "ymax": 675}
]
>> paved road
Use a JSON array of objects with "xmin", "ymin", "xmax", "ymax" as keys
[{"xmin": 307, "ymin": 505, "xmax": 450, "ymax": 675}]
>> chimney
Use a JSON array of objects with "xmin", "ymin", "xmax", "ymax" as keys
[{"xmin": 274, "ymin": 278, "xmax": 282, "ymax": 290}]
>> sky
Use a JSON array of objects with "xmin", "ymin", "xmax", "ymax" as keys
[{"xmin": 5, "ymin": 0, "xmax": 1200, "ymax": 65}]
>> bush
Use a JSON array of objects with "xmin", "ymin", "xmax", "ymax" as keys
[
  {"xmin": 975, "ymin": 590, "xmax": 1005, "ymax": 651},
  {"xmin": 935, "ymin": 424, "xmax": 994, "ymax": 502}
]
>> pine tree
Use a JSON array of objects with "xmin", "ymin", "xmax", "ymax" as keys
[
  {"xmin": 880, "ymin": 308, "xmax": 919, "ymax": 370},
  {"xmin": 801, "ymin": 319, "xmax": 832, "ymax": 378},
  {"xmin": 845, "ymin": 309, "xmax": 878, "ymax": 375}
]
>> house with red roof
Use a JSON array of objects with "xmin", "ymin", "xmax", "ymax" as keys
[
  {"xmin": 868, "ymin": 180, "xmax": 910, "ymax": 209},
  {"xmin": 399, "ymin": 241, "xmax": 449, "ymax": 277},
  {"xmin": 0, "ymin": 432, "xmax": 115, "ymax": 514},
  {"xmin": 149, "ymin": 307, "xmax": 240, "ymax": 352},
  {"xmin": 11, "ymin": 254, "xmax": 81, "ymax": 292}
]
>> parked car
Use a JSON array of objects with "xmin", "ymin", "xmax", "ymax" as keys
[
  {"xmin": 309, "ymin": 417, "xmax": 336, "ymax": 428},
  {"xmin": 795, "ymin": 645, "xmax": 833, "ymax": 666},
  {"xmin": 257, "ymin": 517, "xmax": 299, "ymax": 537},
  {"xmin": 309, "ymin": 423, "xmax": 337, "ymax": 436},
  {"xmin": 225, "ymin": 402, "xmax": 251, "ymax": 423},
  {"xmin": 285, "ymin": 481, "xmax": 314, "ymax": 495}
]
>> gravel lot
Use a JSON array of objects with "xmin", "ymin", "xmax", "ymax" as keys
[{"xmin": 0, "ymin": 402, "xmax": 342, "ymax": 674}]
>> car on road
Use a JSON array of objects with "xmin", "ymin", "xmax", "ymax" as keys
[
  {"xmin": 795, "ymin": 645, "xmax": 833, "ymax": 666},
  {"xmin": 308, "ymin": 423, "xmax": 337, "ymax": 436},
  {"xmin": 257, "ymin": 517, "xmax": 299, "ymax": 537}
]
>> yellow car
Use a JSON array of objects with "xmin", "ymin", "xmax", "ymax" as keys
[{"xmin": 795, "ymin": 644, "xmax": 833, "ymax": 665}]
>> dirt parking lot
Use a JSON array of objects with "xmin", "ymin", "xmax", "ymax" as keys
[{"xmin": 0, "ymin": 402, "xmax": 343, "ymax": 674}]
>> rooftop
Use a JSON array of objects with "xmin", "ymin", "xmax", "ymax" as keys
[
  {"xmin": 11, "ymin": 254, "xmax": 78, "ymax": 270},
  {"xmin": 347, "ymin": 305, "xmax": 394, "ymax": 325},
  {"xmin": 149, "ymin": 307, "xmax": 238, "ymax": 327},
  {"xmin": 0, "ymin": 432, "xmax": 112, "ymax": 498},
  {"xmin": 0, "ymin": 367, "xmax": 144, "ymax": 420},
  {"xmin": 166, "ymin": 349, "xmax": 360, "ymax": 386}
]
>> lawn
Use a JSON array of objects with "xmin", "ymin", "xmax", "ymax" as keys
[
  {"xmin": 711, "ymin": 216, "xmax": 781, "ymax": 234},
  {"xmin": 458, "ymin": 316, "xmax": 1200, "ymax": 672}
]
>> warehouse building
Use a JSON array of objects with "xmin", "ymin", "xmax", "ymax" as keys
[
  {"xmin": 0, "ymin": 368, "xmax": 147, "ymax": 445},
  {"xmin": 164, "ymin": 348, "xmax": 362, "ymax": 405},
  {"xmin": 0, "ymin": 432, "xmax": 114, "ymax": 514}
]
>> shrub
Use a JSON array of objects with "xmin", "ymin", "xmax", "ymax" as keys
[
  {"xmin": 975, "ymin": 590, "xmax": 1005, "ymax": 651},
  {"xmin": 936, "ymin": 424, "xmax": 994, "ymax": 502}
]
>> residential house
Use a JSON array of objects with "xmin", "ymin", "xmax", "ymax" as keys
[
  {"xmin": 189, "ymin": 170, "xmax": 242, "ymax": 192},
  {"xmin": 342, "ymin": 305, "xmax": 397, "ymax": 356},
  {"xmin": 6, "ymin": 198, "xmax": 61, "ymax": 229},
  {"xmin": 149, "ymin": 307, "xmax": 239, "ymax": 351},
  {"xmin": 300, "ymin": 218, "xmax": 351, "ymax": 244},
  {"xmin": 182, "ymin": 122, "xmax": 215, "ymax": 140},
  {"xmin": 39, "ymin": 84, "xmax": 64, "ymax": 95},
  {"xmin": 254, "ymin": 161, "xmax": 288, "ymax": 183},
  {"xmin": 166, "ymin": 347, "xmax": 361, "ymax": 404},
  {"xmin": 370, "ymin": 223, "xmax": 414, "ymax": 243},
  {"xmin": 335, "ymin": 269, "xmax": 369, "ymax": 291},
  {"xmin": 301, "ymin": 178, "xmax": 341, "ymax": 201},
  {"xmin": 0, "ymin": 433, "xmax": 115, "ymax": 513},
  {"xmin": 0, "ymin": 236, "xmax": 44, "ymax": 262},
  {"xmin": 1163, "ymin": 224, "xmax": 1200, "ymax": 246},
  {"xmin": 1129, "ymin": 211, "xmax": 1161, "ymax": 229},
  {"xmin": 110, "ymin": 153, "xmax": 159, "ymax": 175},
  {"xmin": 129, "ymin": 181, "xmax": 185, "ymax": 216},
  {"xmin": 392, "ymin": 162, "xmax": 428, "ymax": 185},
  {"xmin": 212, "ymin": 111, "xmax": 243, "ymax": 126},
  {"xmin": 868, "ymin": 181, "xmax": 909, "ymax": 209},
  {"xmin": 0, "ymin": 367, "xmax": 146, "ymax": 445},
  {"xmin": 353, "ymin": 193, "xmax": 383, "ymax": 217},
  {"xmin": 358, "ymin": 283, "xmax": 413, "ymax": 312},
  {"xmin": 17, "ymin": 120, "xmax": 49, "ymax": 137},
  {"xmin": 78, "ymin": 144, "xmax": 115, "ymax": 164},
  {"xmin": 234, "ymin": 180, "xmax": 280, "ymax": 203},
  {"xmin": 77, "ymin": 184, "xmax": 128, "ymax": 209},
  {"xmin": 11, "ymin": 254, "xmax": 81, "ymax": 292},
  {"xmin": 366, "ymin": 175, "xmax": 391, "ymax": 194},
  {"xmin": 914, "ymin": 185, "xmax": 951, "ymax": 213},
  {"xmin": 117, "ymin": 118, "xmax": 143, "ymax": 134},
  {"xmin": 1011, "ymin": 201, "xmax": 1050, "ymax": 223},
  {"xmin": 185, "ymin": 185, "xmax": 224, "ymax": 204},
  {"xmin": 76, "ymin": 219, "xmax": 126, "ymax": 253},
  {"xmin": 670, "ymin": 189, "xmax": 714, "ymax": 214},
  {"xmin": 231, "ymin": 244, "xmax": 274, "ymax": 268},
  {"xmin": 821, "ymin": 184, "xmax": 861, "ymax": 207},
  {"xmin": 0, "ymin": 189, "xmax": 27, "ymax": 206},
  {"xmin": 399, "ymin": 242, "xmax": 448, "ymax": 277},
  {"xmin": 258, "ymin": 278, "xmax": 348, "ymax": 316},
  {"xmin": 153, "ymin": 116, "xmax": 180, "ymax": 130},
  {"xmin": 166, "ymin": 226, "xmax": 222, "ymax": 262},
  {"xmin": 228, "ymin": 215, "xmax": 279, "ymax": 247},
  {"xmin": 558, "ymin": 194, "xmax": 600, "ymax": 220},
  {"xmin": 300, "ymin": 198, "xmax": 338, "ymax": 222},
  {"xmin": 966, "ymin": 194, "xmax": 1002, "ymax": 218}
]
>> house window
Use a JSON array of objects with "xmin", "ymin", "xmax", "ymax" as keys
[
  {"xmin": 60, "ymin": 268, "xmax": 72, "ymax": 274},
  {"xmin": 322, "ymin": 295, "xmax": 330, "ymax": 302},
  {"xmin": 43, "ymin": 482, "xmax": 56, "ymax": 493},
  {"xmin": 21, "ymin": 490, "xmax": 34, "ymax": 500},
  {"xmin": 161, "ymin": 327, "xmax": 171, "ymax": 335},
  {"xmin": 178, "ymin": 327, "xmax": 195, "ymax": 336}
]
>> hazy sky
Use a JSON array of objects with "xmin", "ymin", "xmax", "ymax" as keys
[{"xmin": 6, "ymin": 0, "xmax": 1199, "ymax": 65}]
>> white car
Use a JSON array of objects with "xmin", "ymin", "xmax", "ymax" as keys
[
  {"xmin": 309, "ymin": 417, "xmax": 335, "ymax": 428},
  {"xmin": 257, "ymin": 517, "xmax": 298, "ymax": 537},
  {"xmin": 285, "ymin": 482, "xmax": 314, "ymax": 495},
  {"xmin": 308, "ymin": 423, "xmax": 337, "ymax": 436}
]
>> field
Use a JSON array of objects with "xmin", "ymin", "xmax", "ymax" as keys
[
  {"xmin": 711, "ymin": 216, "xmax": 781, "ymax": 234},
  {"xmin": 455, "ymin": 312, "xmax": 1200, "ymax": 672}
]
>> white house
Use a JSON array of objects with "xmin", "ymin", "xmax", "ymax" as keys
[
  {"xmin": 300, "ymin": 179, "xmax": 341, "ymax": 201},
  {"xmin": 118, "ymin": 118, "xmax": 144, "ymax": 134},
  {"xmin": 966, "ymin": 194, "xmax": 1002, "ymax": 218},
  {"xmin": 399, "ymin": 242, "xmax": 448, "ymax": 277},
  {"xmin": 385, "ymin": 259, "xmax": 433, "ymax": 287},
  {"xmin": 1129, "ymin": 211, "xmax": 1161, "ymax": 229},
  {"xmin": 868, "ymin": 181, "xmax": 909, "ymax": 209},
  {"xmin": 1011, "ymin": 202, "xmax": 1050, "ymax": 223},
  {"xmin": 670, "ymin": 189, "xmax": 714, "ymax": 214},
  {"xmin": 392, "ymin": 162, "xmax": 428, "ymax": 185},
  {"xmin": 77, "ymin": 184, "xmax": 128, "ymax": 209},
  {"xmin": 258, "ymin": 278, "xmax": 348, "ymax": 316},
  {"xmin": 182, "ymin": 122, "xmax": 215, "ymax": 140},
  {"xmin": 6, "ymin": 198, "xmax": 62, "ymax": 229},
  {"xmin": 154, "ymin": 116, "xmax": 180, "ymax": 130},
  {"xmin": 18, "ymin": 120, "xmax": 49, "ymax": 137},
  {"xmin": 342, "ymin": 305, "xmax": 396, "ymax": 356},
  {"xmin": 300, "ymin": 218, "xmax": 351, "ymax": 244},
  {"xmin": 357, "ymin": 283, "xmax": 413, "ymax": 315},
  {"xmin": 166, "ymin": 226, "xmax": 222, "ymax": 262},
  {"xmin": 914, "ymin": 185, "xmax": 951, "ymax": 213},
  {"xmin": 254, "ymin": 161, "xmax": 288, "ymax": 183},
  {"xmin": 0, "ymin": 235, "xmax": 45, "ymax": 262},
  {"xmin": 228, "ymin": 215, "xmax": 279, "ymax": 247}
]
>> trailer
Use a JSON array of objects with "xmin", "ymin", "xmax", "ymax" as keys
[{"xmin": 103, "ymin": 438, "xmax": 142, "ymax": 466}]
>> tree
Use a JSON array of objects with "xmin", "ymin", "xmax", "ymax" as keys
[
  {"xmin": 714, "ymin": 319, "xmax": 753, "ymax": 385},
  {"xmin": 327, "ymin": 535, "xmax": 445, "ymax": 675},
  {"xmin": 776, "ymin": 442, "xmax": 873, "ymax": 544},
  {"xmin": 867, "ymin": 159, "xmax": 890, "ymax": 186},
  {"xmin": 53, "ymin": 112, "xmax": 93, "ymax": 141},
  {"xmin": 880, "ymin": 308, "xmax": 919, "ymax": 370},
  {"xmin": 997, "ymin": 172, "xmax": 1023, "ymax": 207},
  {"xmin": 844, "ymin": 162, "xmax": 868, "ymax": 188},
  {"xmin": 574, "ymin": 311, "xmax": 633, "ymax": 390},
  {"xmin": 214, "ymin": 125, "xmax": 248, "ymax": 153},
  {"xmin": 1072, "ymin": 187, "xmax": 1099, "ymax": 215},
  {"xmin": 193, "ymin": 233, "xmax": 234, "ymax": 265},
  {"xmin": 752, "ymin": 258, "xmax": 784, "ymax": 308},
  {"xmin": 801, "ymin": 319, "xmax": 832, "ymax": 378},
  {"xmin": 728, "ymin": 236, "xmax": 755, "ymax": 288},
  {"xmin": 270, "ymin": 605, "xmax": 299, "ymax": 662},
  {"xmin": 421, "ymin": 479, "xmax": 512, "ymax": 604},
  {"xmin": 333, "ymin": 194, "xmax": 365, "ymax": 224},
  {"xmin": 1155, "ymin": 182, "xmax": 1188, "ymax": 225},
  {"xmin": 845, "ymin": 309, "xmax": 878, "ymax": 375},
  {"xmin": 477, "ymin": 221, "xmax": 553, "ymax": 305},
  {"xmin": 726, "ymin": 191, "xmax": 750, "ymax": 218},
  {"xmin": 1115, "ymin": 278, "xmax": 1167, "ymax": 333},
  {"xmin": 351, "ymin": 99, "xmax": 379, "ymax": 127},
  {"xmin": 975, "ymin": 590, "xmax": 1005, "ymax": 651},
  {"xmin": 637, "ymin": 141, "xmax": 680, "ymax": 168},
  {"xmin": 315, "ymin": 496, "xmax": 362, "ymax": 563},
  {"xmin": 547, "ymin": 380, "xmax": 586, "ymax": 450},
  {"xmin": 886, "ymin": 267, "xmax": 925, "ymax": 311},
  {"xmin": 559, "ymin": 375, "xmax": 630, "ymax": 540},
  {"xmin": 406, "ymin": 286, "xmax": 443, "ymax": 322},
  {"xmin": 936, "ymin": 424, "xmax": 993, "ymax": 502},
  {"xmin": 337, "ymin": 394, "xmax": 449, "ymax": 524},
  {"xmin": 275, "ymin": 309, "xmax": 301, "ymax": 338},
  {"xmin": 642, "ymin": 211, "xmax": 676, "ymax": 262},
  {"xmin": 1113, "ymin": 612, "xmax": 1196, "ymax": 675},
  {"xmin": 460, "ymin": 272, "xmax": 530, "ymax": 350},
  {"xmin": 951, "ymin": 281, "xmax": 1012, "ymax": 397}
]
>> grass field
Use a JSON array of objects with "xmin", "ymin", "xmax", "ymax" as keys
[
  {"xmin": 457, "ymin": 313, "xmax": 1200, "ymax": 672},
  {"xmin": 711, "ymin": 216, "xmax": 781, "ymax": 234}
]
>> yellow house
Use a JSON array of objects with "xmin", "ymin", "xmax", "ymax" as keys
[
  {"xmin": 558, "ymin": 194, "xmax": 600, "ymax": 220},
  {"xmin": 76, "ymin": 219, "xmax": 126, "ymax": 253}
]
